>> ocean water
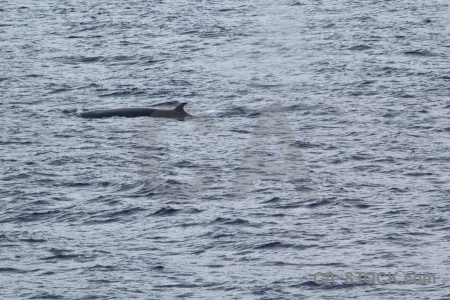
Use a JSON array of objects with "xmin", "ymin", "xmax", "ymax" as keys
[{"xmin": 1, "ymin": 0, "xmax": 449, "ymax": 299}]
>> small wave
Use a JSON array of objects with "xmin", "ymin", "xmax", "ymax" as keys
[
  {"xmin": 262, "ymin": 196, "xmax": 281, "ymax": 203},
  {"xmin": 223, "ymin": 218, "xmax": 249, "ymax": 225},
  {"xmin": 404, "ymin": 50, "xmax": 436, "ymax": 57},
  {"xmin": 152, "ymin": 206, "xmax": 180, "ymax": 216},
  {"xmin": 98, "ymin": 88, "xmax": 146, "ymax": 97},
  {"xmin": 254, "ymin": 241, "xmax": 292, "ymax": 249},
  {"xmin": 0, "ymin": 267, "xmax": 35, "ymax": 274},
  {"xmin": 30, "ymin": 293, "xmax": 63, "ymax": 299},
  {"xmin": 19, "ymin": 238, "xmax": 47, "ymax": 243},
  {"xmin": 87, "ymin": 264, "xmax": 117, "ymax": 272},
  {"xmin": 348, "ymin": 45, "xmax": 371, "ymax": 51},
  {"xmin": 404, "ymin": 172, "xmax": 433, "ymax": 177}
]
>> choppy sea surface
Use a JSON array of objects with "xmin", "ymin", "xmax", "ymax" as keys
[{"xmin": 1, "ymin": 0, "xmax": 449, "ymax": 299}]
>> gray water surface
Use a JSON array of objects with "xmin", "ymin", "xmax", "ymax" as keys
[{"xmin": 1, "ymin": 0, "xmax": 449, "ymax": 299}]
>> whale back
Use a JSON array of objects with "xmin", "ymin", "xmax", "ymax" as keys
[
  {"xmin": 80, "ymin": 103, "xmax": 191, "ymax": 119},
  {"xmin": 80, "ymin": 108, "xmax": 156, "ymax": 118}
]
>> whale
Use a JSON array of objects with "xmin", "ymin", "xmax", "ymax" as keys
[{"xmin": 80, "ymin": 103, "xmax": 192, "ymax": 119}]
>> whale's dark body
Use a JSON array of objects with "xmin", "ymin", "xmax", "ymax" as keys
[{"xmin": 80, "ymin": 103, "xmax": 191, "ymax": 119}]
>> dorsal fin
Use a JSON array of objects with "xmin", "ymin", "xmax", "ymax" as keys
[{"xmin": 174, "ymin": 103, "xmax": 187, "ymax": 112}]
